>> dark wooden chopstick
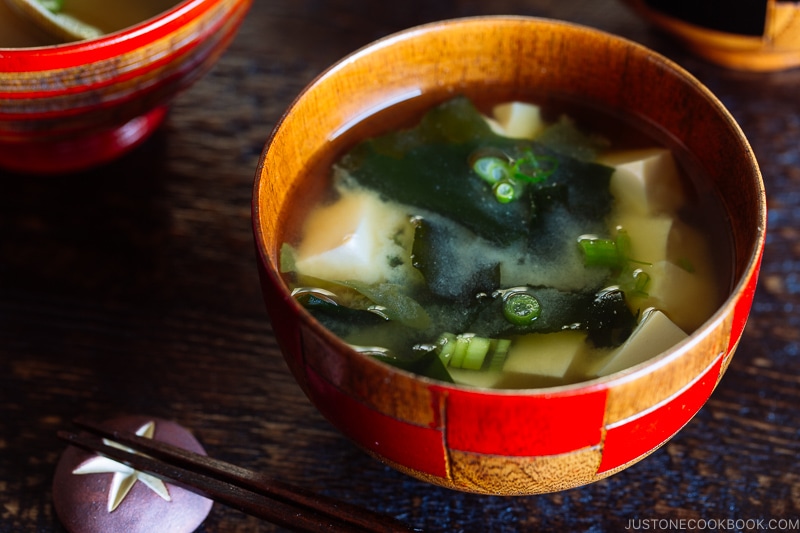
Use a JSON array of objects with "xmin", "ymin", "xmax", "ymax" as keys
[
  {"xmin": 58, "ymin": 418, "xmax": 418, "ymax": 533},
  {"xmin": 70, "ymin": 416, "xmax": 398, "ymax": 531}
]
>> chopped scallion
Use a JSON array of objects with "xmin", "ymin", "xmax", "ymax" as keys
[
  {"xmin": 436, "ymin": 332, "xmax": 457, "ymax": 365},
  {"xmin": 488, "ymin": 338, "xmax": 511, "ymax": 371},
  {"xmin": 511, "ymin": 151, "xmax": 559, "ymax": 183},
  {"xmin": 502, "ymin": 291, "xmax": 541, "ymax": 326},
  {"xmin": 472, "ymin": 156, "xmax": 510, "ymax": 184},
  {"xmin": 462, "ymin": 336, "xmax": 492, "ymax": 370},
  {"xmin": 449, "ymin": 335, "xmax": 470, "ymax": 368},
  {"xmin": 492, "ymin": 179, "xmax": 517, "ymax": 203},
  {"xmin": 615, "ymin": 228, "xmax": 632, "ymax": 261},
  {"xmin": 471, "ymin": 149, "xmax": 558, "ymax": 204},
  {"xmin": 577, "ymin": 236, "xmax": 623, "ymax": 268},
  {"xmin": 38, "ymin": 0, "xmax": 64, "ymax": 13},
  {"xmin": 434, "ymin": 332, "xmax": 510, "ymax": 371}
]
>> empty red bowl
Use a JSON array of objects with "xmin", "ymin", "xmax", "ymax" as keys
[
  {"xmin": 0, "ymin": 0, "xmax": 252, "ymax": 174},
  {"xmin": 252, "ymin": 17, "xmax": 766, "ymax": 494}
]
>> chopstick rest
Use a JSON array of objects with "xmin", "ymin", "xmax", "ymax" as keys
[
  {"xmin": 57, "ymin": 417, "xmax": 419, "ymax": 532},
  {"xmin": 53, "ymin": 415, "xmax": 213, "ymax": 533}
]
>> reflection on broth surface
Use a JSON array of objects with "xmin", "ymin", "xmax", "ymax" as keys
[
  {"xmin": 0, "ymin": 0, "xmax": 180, "ymax": 47},
  {"xmin": 280, "ymin": 94, "xmax": 733, "ymax": 390}
]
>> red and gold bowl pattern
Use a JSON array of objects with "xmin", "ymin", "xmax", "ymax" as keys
[
  {"xmin": 252, "ymin": 17, "xmax": 766, "ymax": 494},
  {"xmin": 0, "ymin": 0, "xmax": 252, "ymax": 174}
]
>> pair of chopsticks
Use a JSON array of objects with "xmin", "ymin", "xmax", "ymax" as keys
[{"xmin": 58, "ymin": 418, "xmax": 419, "ymax": 532}]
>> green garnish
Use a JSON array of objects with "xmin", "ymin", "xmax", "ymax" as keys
[
  {"xmin": 502, "ymin": 291, "xmax": 542, "ymax": 326},
  {"xmin": 24, "ymin": 0, "xmax": 102, "ymax": 41},
  {"xmin": 289, "ymin": 96, "xmax": 634, "ymax": 384},
  {"xmin": 488, "ymin": 338, "xmax": 511, "ymax": 371},
  {"xmin": 577, "ymin": 236, "xmax": 623, "ymax": 268},
  {"xmin": 492, "ymin": 179, "xmax": 517, "ymax": 203},
  {"xmin": 435, "ymin": 333, "xmax": 511, "ymax": 371},
  {"xmin": 578, "ymin": 229, "xmax": 643, "ymax": 270},
  {"xmin": 454, "ymin": 334, "xmax": 490, "ymax": 370},
  {"xmin": 510, "ymin": 150, "xmax": 559, "ymax": 183},
  {"xmin": 336, "ymin": 96, "xmax": 613, "ymax": 245},
  {"xmin": 473, "ymin": 156, "xmax": 511, "ymax": 184},
  {"xmin": 472, "ymin": 149, "xmax": 559, "ymax": 203},
  {"xmin": 578, "ymin": 229, "xmax": 655, "ymax": 300},
  {"xmin": 38, "ymin": 0, "xmax": 63, "ymax": 12}
]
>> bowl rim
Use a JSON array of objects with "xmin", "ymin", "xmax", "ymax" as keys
[
  {"xmin": 252, "ymin": 14, "xmax": 767, "ymax": 397},
  {"xmin": 0, "ymin": 0, "xmax": 212, "ymax": 61}
]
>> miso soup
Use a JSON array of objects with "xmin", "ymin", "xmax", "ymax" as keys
[
  {"xmin": 0, "ymin": 0, "xmax": 180, "ymax": 47},
  {"xmin": 50, "ymin": 0, "xmax": 180, "ymax": 35},
  {"xmin": 280, "ymin": 94, "xmax": 733, "ymax": 389}
]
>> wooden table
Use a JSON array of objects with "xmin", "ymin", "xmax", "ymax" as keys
[{"xmin": 2, "ymin": 1, "xmax": 798, "ymax": 531}]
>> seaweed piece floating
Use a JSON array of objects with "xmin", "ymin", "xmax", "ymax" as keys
[
  {"xmin": 284, "ymin": 94, "xmax": 722, "ymax": 387},
  {"xmin": 465, "ymin": 285, "xmax": 600, "ymax": 339},
  {"xmin": 410, "ymin": 216, "xmax": 501, "ymax": 303},
  {"xmin": 335, "ymin": 96, "xmax": 615, "ymax": 247},
  {"xmin": 584, "ymin": 287, "xmax": 638, "ymax": 347}
]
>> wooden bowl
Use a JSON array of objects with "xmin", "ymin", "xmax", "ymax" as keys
[
  {"xmin": 622, "ymin": 0, "xmax": 800, "ymax": 71},
  {"xmin": 252, "ymin": 16, "xmax": 766, "ymax": 495},
  {"xmin": 0, "ymin": 0, "xmax": 252, "ymax": 174}
]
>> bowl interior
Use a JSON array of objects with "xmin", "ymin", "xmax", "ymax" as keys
[
  {"xmin": 256, "ymin": 16, "xmax": 764, "ymax": 338},
  {"xmin": 0, "ymin": 0, "xmax": 190, "ymax": 49}
]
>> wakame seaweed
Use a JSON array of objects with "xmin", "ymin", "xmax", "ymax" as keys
[
  {"xmin": 292, "ymin": 96, "xmax": 636, "ymax": 381},
  {"xmin": 335, "ymin": 96, "xmax": 615, "ymax": 247},
  {"xmin": 410, "ymin": 217, "xmax": 502, "ymax": 303}
]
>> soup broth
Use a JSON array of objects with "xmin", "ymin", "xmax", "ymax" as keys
[
  {"xmin": 55, "ymin": 0, "xmax": 179, "ymax": 35},
  {"xmin": 280, "ymin": 93, "xmax": 733, "ymax": 389},
  {"xmin": 0, "ymin": 0, "xmax": 180, "ymax": 47},
  {"xmin": 0, "ymin": 0, "xmax": 58, "ymax": 47}
]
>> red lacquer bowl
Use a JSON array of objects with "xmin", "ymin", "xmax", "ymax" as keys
[
  {"xmin": 0, "ymin": 0, "xmax": 252, "ymax": 174},
  {"xmin": 252, "ymin": 17, "xmax": 766, "ymax": 494}
]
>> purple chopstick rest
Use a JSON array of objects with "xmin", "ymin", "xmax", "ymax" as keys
[{"xmin": 53, "ymin": 415, "xmax": 213, "ymax": 533}]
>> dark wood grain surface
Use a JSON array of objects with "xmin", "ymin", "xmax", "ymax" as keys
[{"xmin": 1, "ymin": 1, "xmax": 799, "ymax": 531}]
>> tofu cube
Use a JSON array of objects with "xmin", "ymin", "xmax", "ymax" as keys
[
  {"xmin": 490, "ymin": 101, "xmax": 546, "ymax": 140},
  {"xmin": 614, "ymin": 213, "xmax": 674, "ymax": 265},
  {"xmin": 638, "ymin": 260, "xmax": 721, "ymax": 333},
  {"xmin": 294, "ymin": 192, "xmax": 411, "ymax": 285},
  {"xmin": 599, "ymin": 148, "xmax": 686, "ymax": 216},
  {"xmin": 596, "ymin": 308, "xmax": 688, "ymax": 376},
  {"xmin": 447, "ymin": 368, "xmax": 504, "ymax": 389},
  {"xmin": 502, "ymin": 330, "xmax": 588, "ymax": 379}
]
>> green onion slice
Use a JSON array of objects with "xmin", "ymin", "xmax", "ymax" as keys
[
  {"xmin": 577, "ymin": 235, "xmax": 623, "ymax": 268},
  {"xmin": 473, "ymin": 156, "xmax": 511, "ymax": 184},
  {"xmin": 502, "ymin": 291, "xmax": 542, "ymax": 326}
]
